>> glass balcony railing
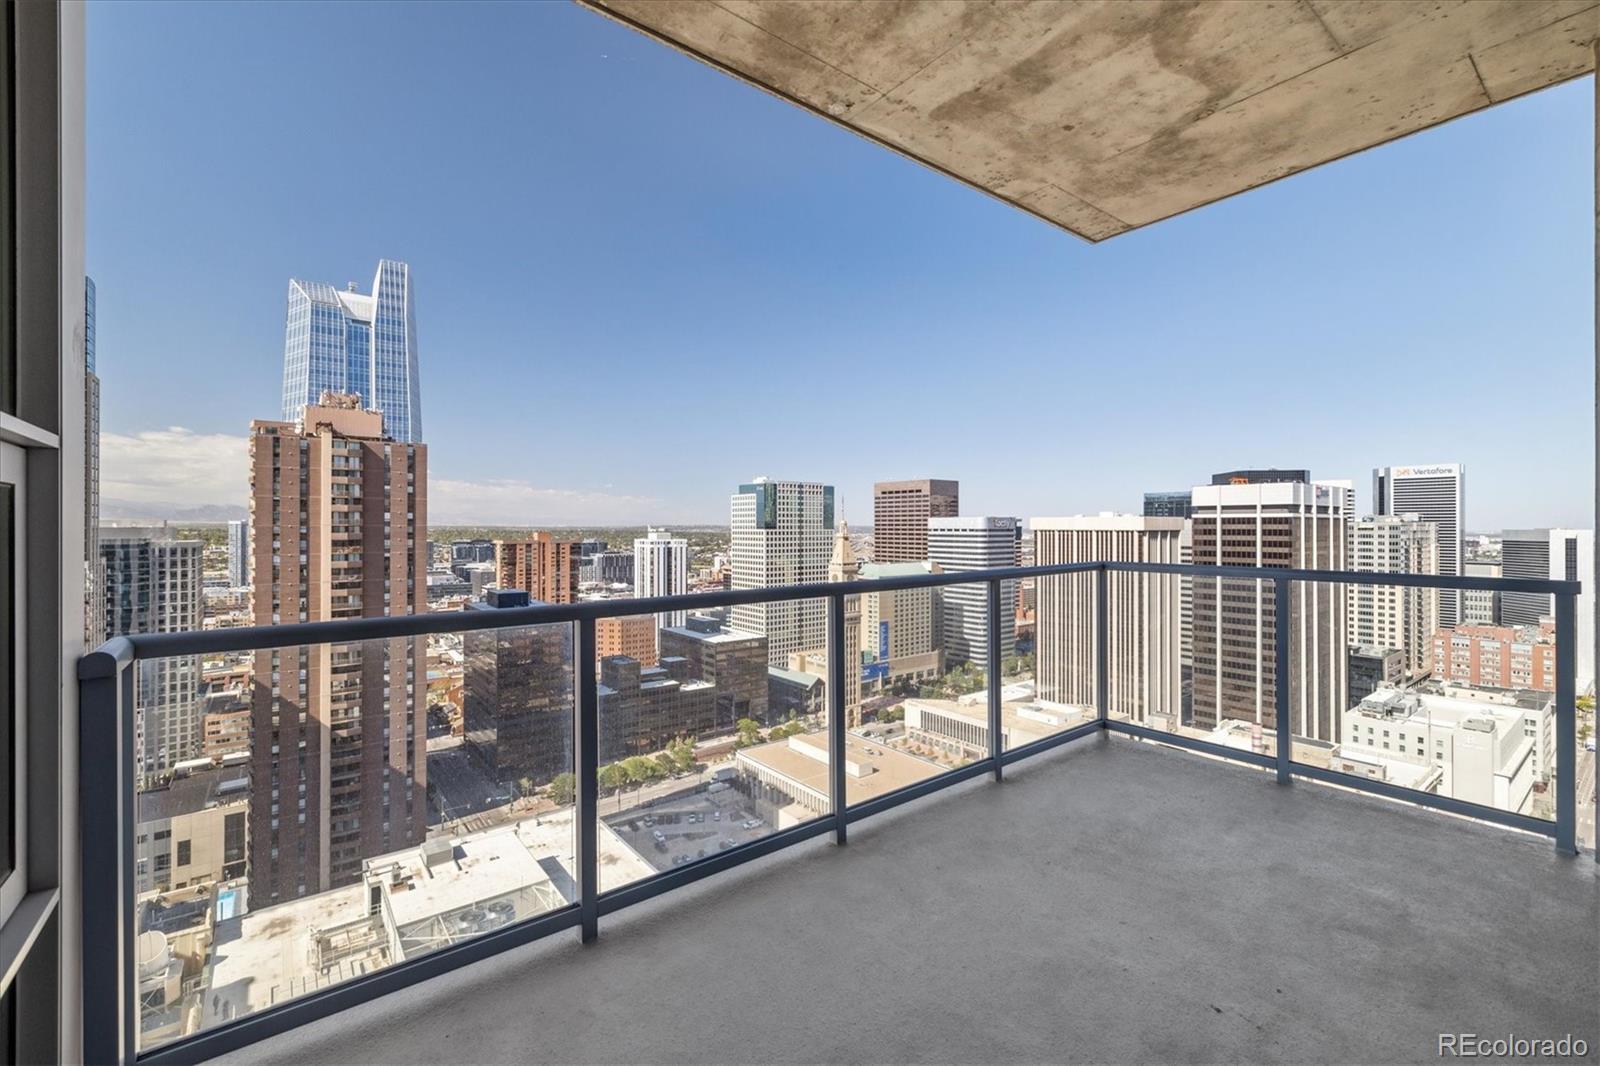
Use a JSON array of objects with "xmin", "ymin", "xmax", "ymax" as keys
[{"xmin": 77, "ymin": 561, "xmax": 1586, "ymax": 1064}]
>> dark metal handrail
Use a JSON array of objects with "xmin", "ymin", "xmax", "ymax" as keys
[
  {"xmin": 82, "ymin": 561, "xmax": 1579, "ymax": 663},
  {"xmin": 76, "ymin": 560, "xmax": 1588, "ymax": 1066}
]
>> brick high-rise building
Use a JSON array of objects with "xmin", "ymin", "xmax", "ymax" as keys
[
  {"xmin": 1189, "ymin": 481, "xmax": 1347, "ymax": 744},
  {"xmin": 496, "ymin": 533, "xmax": 581, "ymax": 605},
  {"xmin": 1431, "ymin": 623, "xmax": 1557, "ymax": 692},
  {"xmin": 247, "ymin": 395, "xmax": 427, "ymax": 903},
  {"xmin": 873, "ymin": 479, "xmax": 958, "ymax": 563},
  {"xmin": 598, "ymin": 613, "xmax": 658, "ymax": 667}
]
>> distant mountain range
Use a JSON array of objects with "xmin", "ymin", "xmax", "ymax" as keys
[{"xmin": 101, "ymin": 498, "xmax": 247, "ymax": 523}]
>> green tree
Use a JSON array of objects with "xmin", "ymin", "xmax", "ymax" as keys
[
  {"xmin": 546, "ymin": 772, "xmax": 576, "ymax": 807},
  {"xmin": 735, "ymin": 717, "xmax": 764, "ymax": 747},
  {"xmin": 598, "ymin": 763, "xmax": 629, "ymax": 793},
  {"xmin": 667, "ymin": 736, "xmax": 699, "ymax": 774},
  {"xmin": 621, "ymin": 755, "xmax": 662, "ymax": 784}
]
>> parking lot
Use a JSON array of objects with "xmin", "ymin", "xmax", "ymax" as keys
[{"xmin": 604, "ymin": 785, "xmax": 776, "ymax": 872}]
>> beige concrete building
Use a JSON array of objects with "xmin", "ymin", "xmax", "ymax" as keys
[
  {"xmin": 1348, "ymin": 514, "xmax": 1438, "ymax": 681},
  {"xmin": 248, "ymin": 396, "xmax": 428, "ymax": 903},
  {"xmin": 858, "ymin": 561, "xmax": 942, "ymax": 687},
  {"xmin": 1031, "ymin": 515, "xmax": 1184, "ymax": 724},
  {"xmin": 872, "ymin": 478, "xmax": 958, "ymax": 563},
  {"xmin": 135, "ymin": 760, "xmax": 249, "ymax": 895}
]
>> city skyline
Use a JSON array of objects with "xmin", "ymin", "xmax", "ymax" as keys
[{"xmin": 87, "ymin": 2, "xmax": 1593, "ymax": 530}]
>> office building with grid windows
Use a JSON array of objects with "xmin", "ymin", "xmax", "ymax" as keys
[{"xmin": 282, "ymin": 259, "xmax": 423, "ymax": 443}]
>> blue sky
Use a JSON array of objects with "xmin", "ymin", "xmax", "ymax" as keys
[{"xmin": 88, "ymin": 1, "xmax": 1594, "ymax": 530}]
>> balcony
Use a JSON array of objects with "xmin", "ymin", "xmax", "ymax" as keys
[
  {"xmin": 77, "ymin": 562, "xmax": 1596, "ymax": 1064},
  {"xmin": 209, "ymin": 733, "xmax": 1598, "ymax": 1066}
]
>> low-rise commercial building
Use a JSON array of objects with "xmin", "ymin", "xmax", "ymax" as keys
[
  {"xmin": 135, "ymin": 758, "xmax": 249, "ymax": 895},
  {"xmin": 1333, "ymin": 688, "xmax": 1553, "ymax": 814},
  {"xmin": 598, "ymin": 613, "xmax": 658, "ymax": 667},
  {"xmin": 658, "ymin": 618, "xmax": 769, "ymax": 727},
  {"xmin": 1430, "ymin": 623, "xmax": 1556, "ymax": 692},
  {"xmin": 1348, "ymin": 646, "xmax": 1405, "ymax": 706}
]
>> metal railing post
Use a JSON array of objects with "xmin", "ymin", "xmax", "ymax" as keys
[
  {"xmin": 1274, "ymin": 578, "xmax": 1292, "ymax": 786},
  {"xmin": 828, "ymin": 593, "xmax": 848, "ymax": 844},
  {"xmin": 987, "ymin": 578, "xmax": 1004, "ymax": 779},
  {"xmin": 1095, "ymin": 566, "xmax": 1109, "ymax": 725},
  {"xmin": 1554, "ymin": 591, "xmax": 1577, "ymax": 856},
  {"xmin": 575, "ymin": 619, "xmax": 600, "ymax": 940},
  {"xmin": 78, "ymin": 648, "xmax": 134, "ymax": 1065}
]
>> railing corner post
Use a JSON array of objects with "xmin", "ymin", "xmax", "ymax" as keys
[
  {"xmin": 1553, "ymin": 591, "xmax": 1577, "ymax": 856},
  {"xmin": 987, "ymin": 578, "xmax": 1003, "ymax": 780},
  {"xmin": 575, "ymin": 618, "xmax": 601, "ymax": 940},
  {"xmin": 1095, "ymin": 565, "xmax": 1109, "ymax": 728},
  {"xmin": 1273, "ymin": 577, "xmax": 1292, "ymax": 786},
  {"xmin": 828, "ymin": 593, "xmax": 848, "ymax": 844},
  {"xmin": 79, "ymin": 651, "xmax": 134, "ymax": 1066}
]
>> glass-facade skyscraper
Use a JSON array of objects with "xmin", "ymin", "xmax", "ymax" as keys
[{"xmin": 281, "ymin": 258, "xmax": 422, "ymax": 442}]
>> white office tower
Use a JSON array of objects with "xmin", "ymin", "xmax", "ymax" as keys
[
  {"xmin": 1348, "ymin": 514, "xmax": 1439, "ymax": 681},
  {"xmin": 101, "ymin": 528, "xmax": 203, "ymax": 777},
  {"xmin": 1315, "ymin": 479, "xmax": 1355, "ymax": 516},
  {"xmin": 227, "ymin": 517, "xmax": 250, "ymax": 588},
  {"xmin": 1373, "ymin": 464, "xmax": 1464, "ymax": 627},
  {"xmin": 730, "ymin": 479, "xmax": 834, "ymax": 666},
  {"xmin": 1032, "ymin": 515, "xmax": 1184, "ymax": 725},
  {"xmin": 634, "ymin": 526, "xmax": 689, "ymax": 634},
  {"xmin": 1190, "ymin": 482, "xmax": 1348, "ymax": 743},
  {"xmin": 1502, "ymin": 528, "xmax": 1594, "ymax": 688},
  {"xmin": 927, "ymin": 516, "xmax": 1018, "ymax": 670}
]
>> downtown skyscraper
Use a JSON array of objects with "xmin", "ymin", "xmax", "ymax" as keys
[
  {"xmin": 1348, "ymin": 514, "xmax": 1438, "ymax": 681},
  {"xmin": 730, "ymin": 478, "xmax": 833, "ymax": 666},
  {"xmin": 282, "ymin": 259, "xmax": 422, "ymax": 443},
  {"xmin": 1032, "ymin": 515, "xmax": 1184, "ymax": 725},
  {"xmin": 247, "ymin": 395, "xmax": 427, "ymax": 902},
  {"xmin": 1373, "ymin": 463, "xmax": 1464, "ymax": 627},
  {"xmin": 928, "ymin": 516, "xmax": 1017, "ymax": 670},
  {"xmin": 101, "ymin": 527, "xmax": 202, "ymax": 777},
  {"xmin": 873, "ymin": 479, "xmax": 958, "ymax": 563},
  {"xmin": 1190, "ymin": 481, "xmax": 1348, "ymax": 743},
  {"xmin": 634, "ymin": 527, "xmax": 689, "ymax": 633}
]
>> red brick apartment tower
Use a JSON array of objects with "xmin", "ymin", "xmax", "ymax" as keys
[
  {"xmin": 248, "ymin": 395, "xmax": 427, "ymax": 903},
  {"xmin": 495, "ymin": 531, "xmax": 582, "ymax": 604}
]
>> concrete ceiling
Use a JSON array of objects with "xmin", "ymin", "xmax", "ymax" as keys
[{"xmin": 578, "ymin": 0, "xmax": 1598, "ymax": 241}]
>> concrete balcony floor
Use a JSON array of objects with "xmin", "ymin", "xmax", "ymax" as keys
[{"xmin": 221, "ymin": 735, "xmax": 1598, "ymax": 1065}]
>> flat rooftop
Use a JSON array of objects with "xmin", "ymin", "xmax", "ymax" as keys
[
  {"xmin": 221, "ymin": 735, "xmax": 1598, "ymax": 1065},
  {"xmin": 735, "ymin": 731, "xmax": 946, "ymax": 804},
  {"xmin": 369, "ymin": 828, "xmax": 557, "ymax": 930}
]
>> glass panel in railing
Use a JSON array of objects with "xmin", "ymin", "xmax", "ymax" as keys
[
  {"xmin": 1010, "ymin": 568, "xmax": 1098, "ymax": 749},
  {"xmin": 132, "ymin": 624, "xmax": 575, "ymax": 1053},
  {"xmin": 1086, "ymin": 566, "xmax": 1185, "ymax": 736},
  {"xmin": 851, "ymin": 579, "xmax": 988, "ymax": 799},
  {"xmin": 1165, "ymin": 565, "xmax": 1279, "ymax": 761},
  {"xmin": 1311, "ymin": 578, "xmax": 1557, "ymax": 826},
  {"xmin": 598, "ymin": 599, "xmax": 832, "ymax": 890}
]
